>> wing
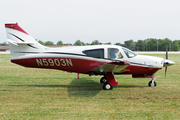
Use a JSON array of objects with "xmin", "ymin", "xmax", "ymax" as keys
[{"xmin": 86, "ymin": 60, "xmax": 130, "ymax": 75}]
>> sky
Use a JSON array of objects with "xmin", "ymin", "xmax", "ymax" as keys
[{"xmin": 1, "ymin": 0, "xmax": 180, "ymax": 44}]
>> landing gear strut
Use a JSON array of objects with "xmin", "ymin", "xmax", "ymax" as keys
[{"xmin": 148, "ymin": 79, "xmax": 157, "ymax": 87}]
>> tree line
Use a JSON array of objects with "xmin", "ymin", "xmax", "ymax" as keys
[{"xmin": 37, "ymin": 38, "xmax": 180, "ymax": 51}]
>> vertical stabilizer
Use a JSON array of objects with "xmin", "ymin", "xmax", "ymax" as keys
[{"xmin": 5, "ymin": 23, "xmax": 45, "ymax": 59}]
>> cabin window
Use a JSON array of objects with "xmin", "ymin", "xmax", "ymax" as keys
[
  {"xmin": 108, "ymin": 48, "xmax": 123, "ymax": 59},
  {"xmin": 122, "ymin": 47, "xmax": 137, "ymax": 58},
  {"xmin": 83, "ymin": 49, "xmax": 104, "ymax": 58}
]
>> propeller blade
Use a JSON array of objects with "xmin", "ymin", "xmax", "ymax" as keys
[
  {"xmin": 165, "ymin": 45, "xmax": 168, "ymax": 77},
  {"xmin": 166, "ymin": 45, "xmax": 168, "ymax": 59},
  {"xmin": 165, "ymin": 66, "xmax": 167, "ymax": 77}
]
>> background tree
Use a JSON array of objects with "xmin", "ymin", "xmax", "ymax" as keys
[
  {"xmin": 57, "ymin": 41, "xmax": 63, "ymax": 45},
  {"xmin": 85, "ymin": 43, "xmax": 91, "ymax": 45},
  {"xmin": 173, "ymin": 41, "xmax": 180, "ymax": 51},
  {"xmin": 45, "ymin": 41, "xmax": 54, "ymax": 45},
  {"xmin": 145, "ymin": 38, "xmax": 157, "ymax": 51},
  {"xmin": 104, "ymin": 42, "xmax": 111, "ymax": 45},
  {"xmin": 124, "ymin": 40, "xmax": 136, "ymax": 51},
  {"xmin": 114, "ymin": 42, "xmax": 124, "ymax": 47},
  {"xmin": 91, "ymin": 40, "xmax": 100, "ymax": 45},
  {"xmin": 158, "ymin": 38, "xmax": 172, "ymax": 51},
  {"xmin": 74, "ymin": 40, "xmax": 85, "ymax": 46},
  {"xmin": 38, "ymin": 40, "xmax": 45, "ymax": 45},
  {"xmin": 136, "ymin": 40, "xmax": 146, "ymax": 51},
  {"xmin": 28, "ymin": 38, "xmax": 180, "ymax": 51}
]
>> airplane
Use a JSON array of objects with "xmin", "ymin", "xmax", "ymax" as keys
[{"xmin": 5, "ymin": 23, "xmax": 175, "ymax": 90}]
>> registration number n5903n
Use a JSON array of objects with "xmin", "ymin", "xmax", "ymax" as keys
[{"xmin": 36, "ymin": 58, "xmax": 73, "ymax": 67}]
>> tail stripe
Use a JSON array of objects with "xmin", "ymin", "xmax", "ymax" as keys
[
  {"xmin": 5, "ymin": 23, "xmax": 29, "ymax": 35},
  {"xmin": 27, "ymin": 44, "xmax": 38, "ymax": 49},
  {"xmin": 9, "ymin": 33, "xmax": 25, "ymax": 42}
]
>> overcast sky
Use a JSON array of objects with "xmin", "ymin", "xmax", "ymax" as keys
[{"xmin": 1, "ymin": 0, "xmax": 180, "ymax": 44}]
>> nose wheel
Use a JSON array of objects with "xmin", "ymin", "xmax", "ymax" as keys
[{"xmin": 148, "ymin": 79, "xmax": 156, "ymax": 87}]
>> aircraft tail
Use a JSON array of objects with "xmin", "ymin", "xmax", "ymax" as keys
[{"xmin": 5, "ymin": 23, "xmax": 45, "ymax": 59}]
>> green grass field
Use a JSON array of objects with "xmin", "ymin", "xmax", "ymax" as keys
[{"xmin": 0, "ymin": 54, "xmax": 180, "ymax": 119}]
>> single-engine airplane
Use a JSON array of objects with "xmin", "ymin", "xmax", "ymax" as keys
[{"xmin": 5, "ymin": 23, "xmax": 175, "ymax": 90}]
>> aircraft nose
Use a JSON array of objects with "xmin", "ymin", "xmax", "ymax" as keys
[{"xmin": 164, "ymin": 59, "xmax": 175, "ymax": 67}]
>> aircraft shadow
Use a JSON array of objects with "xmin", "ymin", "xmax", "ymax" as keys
[
  {"xmin": 68, "ymin": 78, "xmax": 101, "ymax": 97},
  {"xmin": 116, "ymin": 85, "xmax": 147, "ymax": 88},
  {"xmin": 1, "ymin": 79, "xmax": 147, "ymax": 97},
  {"xmin": 1, "ymin": 78, "xmax": 102, "ymax": 97}
]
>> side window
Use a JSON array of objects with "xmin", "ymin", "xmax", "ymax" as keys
[
  {"xmin": 117, "ymin": 52, "xmax": 123, "ymax": 59},
  {"xmin": 108, "ymin": 48, "xmax": 123, "ymax": 59},
  {"xmin": 83, "ymin": 49, "xmax": 104, "ymax": 58}
]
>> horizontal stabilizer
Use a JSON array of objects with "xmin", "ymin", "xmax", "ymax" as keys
[{"xmin": 7, "ymin": 39, "xmax": 35, "ymax": 46}]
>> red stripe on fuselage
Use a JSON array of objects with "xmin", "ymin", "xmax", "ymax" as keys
[
  {"xmin": 5, "ymin": 23, "xmax": 29, "ymax": 35},
  {"xmin": 124, "ymin": 65, "xmax": 160, "ymax": 75},
  {"xmin": 11, "ymin": 57, "xmax": 106, "ymax": 73}
]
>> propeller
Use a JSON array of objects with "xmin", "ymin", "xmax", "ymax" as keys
[
  {"xmin": 164, "ymin": 45, "xmax": 175, "ymax": 77},
  {"xmin": 165, "ymin": 45, "xmax": 168, "ymax": 77},
  {"xmin": 163, "ymin": 45, "xmax": 175, "ymax": 77}
]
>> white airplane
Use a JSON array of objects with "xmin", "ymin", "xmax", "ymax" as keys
[{"xmin": 5, "ymin": 23, "xmax": 175, "ymax": 90}]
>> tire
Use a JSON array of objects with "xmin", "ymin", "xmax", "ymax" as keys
[
  {"xmin": 100, "ymin": 77, "xmax": 106, "ymax": 84},
  {"xmin": 148, "ymin": 80, "xmax": 157, "ymax": 87},
  {"xmin": 102, "ymin": 82, "xmax": 113, "ymax": 90}
]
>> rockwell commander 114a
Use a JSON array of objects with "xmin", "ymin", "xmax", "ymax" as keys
[{"xmin": 5, "ymin": 23, "xmax": 175, "ymax": 90}]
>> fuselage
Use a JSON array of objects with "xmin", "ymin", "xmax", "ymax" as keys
[{"xmin": 11, "ymin": 45, "xmax": 165, "ymax": 76}]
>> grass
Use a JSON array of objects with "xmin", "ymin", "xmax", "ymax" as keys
[{"xmin": 0, "ymin": 54, "xmax": 180, "ymax": 119}]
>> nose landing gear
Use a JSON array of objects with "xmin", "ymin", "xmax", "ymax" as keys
[{"xmin": 148, "ymin": 79, "xmax": 157, "ymax": 87}]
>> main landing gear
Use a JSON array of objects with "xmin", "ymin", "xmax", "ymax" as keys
[
  {"xmin": 102, "ymin": 82, "xmax": 113, "ymax": 90},
  {"xmin": 100, "ymin": 73, "xmax": 118, "ymax": 90},
  {"xmin": 100, "ymin": 76, "xmax": 113, "ymax": 90},
  {"xmin": 100, "ymin": 77, "xmax": 113, "ymax": 90}
]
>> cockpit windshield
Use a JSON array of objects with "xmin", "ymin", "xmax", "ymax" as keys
[
  {"xmin": 108, "ymin": 48, "xmax": 123, "ymax": 59},
  {"xmin": 122, "ymin": 47, "xmax": 137, "ymax": 58}
]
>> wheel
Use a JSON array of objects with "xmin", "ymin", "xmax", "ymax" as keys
[
  {"xmin": 148, "ymin": 80, "xmax": 157, "ymax": 87},
  {"xmin": 100, "ymin": 77, "xmax": 106, "ymax": 84},
  {"xmin": 102, "ymin": 82, "xmax": 113, "ymax": 90}
]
